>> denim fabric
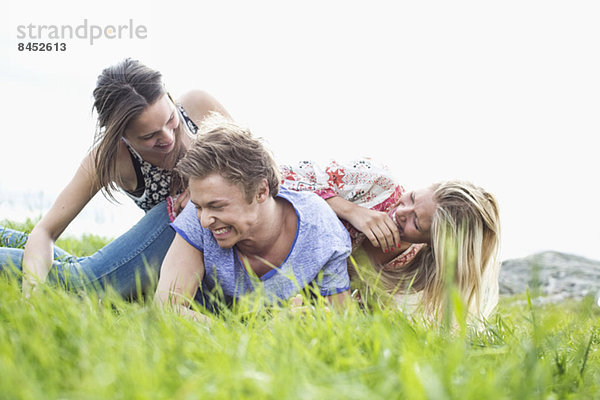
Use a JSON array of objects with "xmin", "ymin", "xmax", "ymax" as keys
[{"xmin": 0, "ymin": 200, "xmax": 175, "ymax": 298}]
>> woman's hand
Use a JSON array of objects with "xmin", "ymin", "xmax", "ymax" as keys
[
  {"xmin": 173, "ymin": 189, "xmax": 191, "ymax": 216},
  {"xmin": 22, "ymin": 275, "xmax": 40, "ymax": 299},
  {"xmin": 326, "ymin": 196, "xmax": 401, "ymax": 253},
  {"xmin": 346, "ymin": 207, "xmax": 401, "ymax": 253}
]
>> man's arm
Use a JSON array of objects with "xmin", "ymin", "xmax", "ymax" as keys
[{"xmin": 154, "ymin": 234, "xmax": 205, "ymax": 310}]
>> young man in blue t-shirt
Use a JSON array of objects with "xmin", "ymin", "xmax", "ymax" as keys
[{"xmin": 154, "ymin": 116, "xmax": 351, "ymax": 316}]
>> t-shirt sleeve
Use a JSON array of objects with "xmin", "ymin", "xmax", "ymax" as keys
[
  {"xmin": 170, "ymin": 201, "xmax": 205, "ymax": 252},
  {"xmin": 316, "ymin": 245, "xmax": 351, "ymax": 296}
]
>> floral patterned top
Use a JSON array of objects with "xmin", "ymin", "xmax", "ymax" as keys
[
  {"xmin": 122, "ymin": 105, "xmax": 198, "ymax": 217},
  {"xmin": 280, "ymin": 159, "xmax": 425, "ymax": 270}
]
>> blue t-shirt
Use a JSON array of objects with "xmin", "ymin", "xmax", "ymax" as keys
[{"xmin": 171, "ymin": 187, "xmax": 351, "ymax": 302}]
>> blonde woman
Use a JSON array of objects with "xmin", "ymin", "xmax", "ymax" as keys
[
  {"xmin": 281, "ymin": 160, "xmax": 501, "ymax": 321},
  {"xmin": 0, "ymin": 58, "xmax": 230, "ymax": 297}
]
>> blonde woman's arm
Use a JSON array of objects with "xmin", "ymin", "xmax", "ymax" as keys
[
  {"xmin": 280, "ymin": 159, "xmax": 401, "ymax": 252},
  {"xmin": 22, "ymin": 154, "xmax": 100, "ymax": 293},
  {"xmin": 324, "ymin": 196, "xmax": 401, "ymax": 253}
]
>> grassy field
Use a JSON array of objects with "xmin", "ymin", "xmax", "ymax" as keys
[{"xmin": 1, "ymin": 221, "xmax": 599, "ymax": 399}]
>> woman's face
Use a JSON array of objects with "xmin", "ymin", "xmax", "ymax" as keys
[
  {"xmin": 124, "ymin": 94, "xmax": 180, "ymax": 155},
  {"xmin": 391, "ymin": 187, "xmax": 436, "ymax": 244},
  {"xmin": 188, "ymin": 174, "xmax": 261, "ymax": 249}
]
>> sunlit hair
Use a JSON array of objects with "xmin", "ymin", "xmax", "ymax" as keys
[
  {"xmin": 356, "ymin": 180, "xmax": 501, "ymax": 322},
  {"xmin": 92, "ymin": 58, "xmax": 188, "ymax": 200},
  {"xmin": 427, "ymin": 181, "xmax": 501, "ymax": 320},
  {"xmin": 175, "ymin": 114, "xmax": 281, "ymax": 202}
]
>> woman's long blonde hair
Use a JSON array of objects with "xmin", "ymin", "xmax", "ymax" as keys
[
  {"xmin": 92, "ymin": 58, "xmax": 187, "ymax": 200},
  {"xmin": 354, "ymin": 181, "xmax": 501, "ymax": 321}
]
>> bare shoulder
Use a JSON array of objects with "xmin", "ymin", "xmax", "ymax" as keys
[
  {"xmin": 114, "ymin": 140, "xmax": 137, "ymax": 191},
  {"xmin": 177, "ymin": 90, "xmax": 231, "ymax": 124},
  {"xmin": 81, "ymin": 142, "xmax": 136, "ymax": 192},
  {"xmin": 178, "ymin": 89, "xmax": 214, "ymax": 109}
]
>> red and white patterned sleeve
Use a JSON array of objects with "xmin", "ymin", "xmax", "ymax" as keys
[
  {"xmin": 280, "ymin": 159, "xmax": 401, "ymax": 209},
  {"xmin": 279, "ymin": 160, "xmax": 336, "ymax": 199}
]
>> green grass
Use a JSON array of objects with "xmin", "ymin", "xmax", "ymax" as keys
[{"xmin": 0, "ymin": 223, "xmax": 599, "ymax": 399}]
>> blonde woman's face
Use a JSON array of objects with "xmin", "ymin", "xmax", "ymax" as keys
[
  {"xmin": 124, "ymin": 94, "xmax": 180, "ymax": 155},
  {"xmin": 391, "ymin": 187, "xmax": 436, "ymax": 244}
]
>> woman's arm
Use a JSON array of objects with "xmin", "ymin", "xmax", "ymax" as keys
[
  {"xmin": 154, "ymin": 233, "xmax": 205, "ymax": 312},
  {"xmin": 281, "ymin": 159, "xmax": 401, "ymax": 252},
  {"xmin": 171, "ymin": 90, "xmax": 232, "ymax": 216},
  {"xmin": 178, "ymin": 90, "xmax": 232, "ymax": 124},
  {"xmin": 325, "ymin": 196, "xmax": 400, "ymax": 253},
  {"xmin": 22, "ymin": 154, "xmax": 100, "ymax": 292}
]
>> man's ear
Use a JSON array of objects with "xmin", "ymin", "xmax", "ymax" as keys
[{"xmin": 256, "ymin": 179, "xmax": 270, "ymax": 203}]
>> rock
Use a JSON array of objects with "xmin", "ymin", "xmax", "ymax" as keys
[{"xmin": 499, "ymin": 251, "xmax": 600, "ymax": 302}]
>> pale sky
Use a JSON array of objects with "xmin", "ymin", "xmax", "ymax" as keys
[{"xmin": 3, "ymin": 0, "xmax": 600, "ymax": 261}]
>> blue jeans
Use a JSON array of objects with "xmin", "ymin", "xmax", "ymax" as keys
[{"xmin": 0, "ymin": 200, "xmax": 175, "ymax": 298}]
